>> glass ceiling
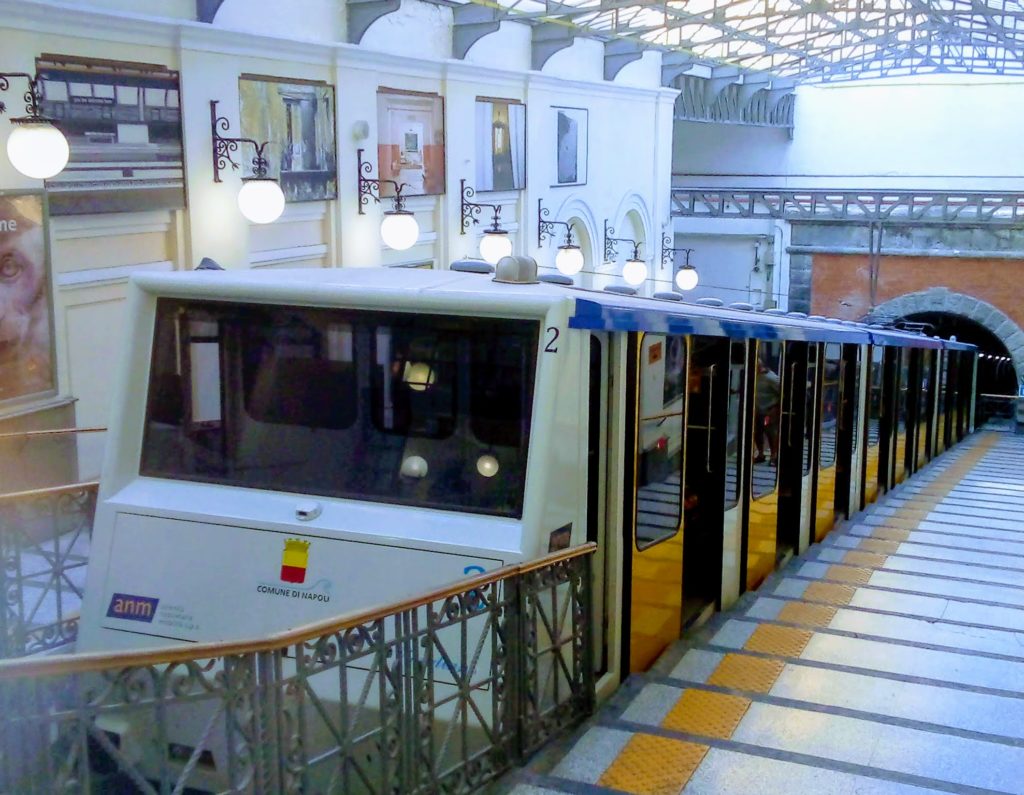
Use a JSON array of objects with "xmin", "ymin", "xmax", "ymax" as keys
[{"xmin": 458, "ymin": 0, "xmax": 1024, "ymax": 82}]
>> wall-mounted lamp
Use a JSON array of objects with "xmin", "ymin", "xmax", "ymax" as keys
[
  {"xmin": 605, "ymin": 220, "xmax": 647, "ymax": 287},
  {"xmin": 537, "ymin": 199, "xmax": 584, "ymax": 276},
  {"xmin": 460, "ymin": 179, "xmax": 512, "ymax": 265},
  {"xmin": 357, "ymin": 147, "xmax": 419, "ymax": 251},
  {"xmin": 0, "ymin": 72, "xmax": 69, "ymax": 179},
  {"xmin": 661, "ymin": 236, "xmax": 699, "ymax": 291},
  {"xmin": 210, "ymin": 100, "xmax": 284, "ymax": 224}
]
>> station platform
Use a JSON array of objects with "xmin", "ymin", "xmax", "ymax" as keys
[{"xmin": 504, "ymin": 429, "xmax": 1024, "ymax": 795}]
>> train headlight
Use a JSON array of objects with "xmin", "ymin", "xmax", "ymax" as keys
[
  {"xmin": 237, "ymin": 178, "xmax": 285, "ymax": 224},
  {"xmin": 476, "ymin": 454, "xmax": 499, "ymax": 478},
  {"xmin": 7, "ymin": 119, "xmax": 70, "ymax": 180},
  {"xmin": 622, "ymin": 258, "xmax": 648, "ymax": 287}
]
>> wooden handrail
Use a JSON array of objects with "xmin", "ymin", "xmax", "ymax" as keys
[
  {"xmin": 0, "ymin": 481, "xmax": 99, "ymax": 504},
  {"xmin": 0, "ymin": 542, "xmax": 597, "ymax": 680},
  {"xmin": 0, "ymin": 426, "xmax": 106, "ymax": 440}
]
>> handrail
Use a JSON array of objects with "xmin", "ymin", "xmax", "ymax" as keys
[
  {"xmin": 0, "ymin": 480, "xmax": 99, "ymax": 504},
  {"xmin": 0, "ymin": 541, "xmax": 597, "ymax": 680},
  {"xmin": 0, "ymin": 426, "xmax": 106, "ymax": 440}
]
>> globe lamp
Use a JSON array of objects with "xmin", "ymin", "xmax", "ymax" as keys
[
  {"xmin": 237, "ymin": 178, "xmax": 285, "ymax": 224},
  {"xmin": 380, "ymin": 210, "xmax": 419, "ymax": 251},
  {"xmin": 622, "ymin": 258, "xmax": 648, "ymax": 287},
  {"xmin": 479, "ymin": 229, "xmax": 513, "ymax": 265},
  {"xmin": 6, "ymin": 119, "xmax": 69, "ymax": 180},
  {"xmin": 675, "ymin": 266, "xmax": 699, "ymax": 291},
  {"xmin": 555, "ymin": 245, "xmax": 584, "ymax": 276}
]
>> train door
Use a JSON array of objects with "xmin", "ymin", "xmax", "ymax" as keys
[
  {"xmin": 813, "ymin": 344, "xmax": 841, "ymax": 541},
  {"xmin": 587, "ymin": 333, "xmax": 611, "ymax": 684},
  {"xmin": 936, "ymin": 351, "xmax": 949, "ymax": 454},
  {"xmin": 746, "ymin": 341, "xmax": 784, "ymax": 591},
  {"xmin": 958, "ymin": 353, "xmax": 975, "ymax": 438},
  {"xmin": 918, "ymin": 350, "xmax": 937, "ymax": 468},
  {"xmin": 892, "ymin": 348, "xmax": 911, "ymax": 486},
  {"xmin": 624, "ymin": 332, "xmax": 686, "ymax": 672},
  {"xmin": 946, "ymin": 352, "xmax": 960, "ymax": 447},
  {"xmin": 833, "ymin": 344, "xmax": 860, "ymax": 520},
  {"xmin": 722, "ymin": 339, "xmax": 749, "ymax": 605},
  {"xmin": 798, "ymin": 344, "xmax": 821, "ymax": 552},
  {"xmin": 905, "ymin": 349, "xmax": 923, "ymax": 475},
  {"xmin": 967, "ymin": 353, "xmax": 978, "ymax": 433},
  {"xmin": 862, "ymin": 345, "xmax": 885, "ymax": 505},
  {"xmin": 777, "ymin": 341, "xmax": 808, "ymax": 554}
]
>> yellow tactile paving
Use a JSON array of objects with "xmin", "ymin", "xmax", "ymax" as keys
[
  {"xmin": 841, "ymin": 550, "xmax": 889, "ymax": 568},
  {"xmin": 802, "ymin": 582, "xmax": 857, "ymax": 606},
  {"xmin": 777, "ymin": 601, "xmax": 838, "ymax": 628},
  {"xmin": 661, "ymin": 688, "xmax": 752, "ymax": 739},
  {"xmin": 857, "ymin": 538, "xmax": 902, "ymax": 554},
  {"xmin": 744, "ymin": 624, "xmax": 814, "ymax": 658},
  {"xmin": 824, "ymin": 564, "xmax": 874, "ymax": 585},
  {"xmin": 598, "ymin": 732, "xmax": 710, "ymax": 795},
  {"xmin": 707, "ymin": 653, "xmax": 786, "ymax": 694}
]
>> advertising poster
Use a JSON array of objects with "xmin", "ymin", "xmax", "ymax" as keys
[{"xmin": 0, "ymin": 191, "xmax": 55, "ymax": 406}]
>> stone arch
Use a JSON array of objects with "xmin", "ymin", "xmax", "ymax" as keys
[{"xmin": 870, "ymin": 287, "xmax": 1024, "ymax": 382}]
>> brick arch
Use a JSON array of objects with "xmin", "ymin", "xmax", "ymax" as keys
[{"xmin": 870, "ymin": 288, "xmax": 1024, "ymax": 381}]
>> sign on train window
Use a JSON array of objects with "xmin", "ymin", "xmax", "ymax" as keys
[
  {"xmin": 141, "ymin": 299, "xmax": 539, "ymax": 518},
  {"xmin": 634, "ymin": 333, "xmax": 686, "ymax": 550}
]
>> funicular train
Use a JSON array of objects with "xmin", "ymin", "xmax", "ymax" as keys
[{"xmin": 79, "ymin": 258, "xmax": 977, "ymax": 700}]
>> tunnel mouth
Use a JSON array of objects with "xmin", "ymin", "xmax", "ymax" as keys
[{"xmin": 902, "ymin": 311, "xmax": 1017, "ymax": 422}]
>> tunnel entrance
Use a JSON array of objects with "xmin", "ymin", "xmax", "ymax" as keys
[{"xmin": 902, "ymin": 312, "xmax": 1017, "ymax": 424}]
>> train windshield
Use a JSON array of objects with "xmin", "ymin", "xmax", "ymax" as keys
[{"xmin": 140, "ymin": 299, "xmax": 539, "ymax": 517}]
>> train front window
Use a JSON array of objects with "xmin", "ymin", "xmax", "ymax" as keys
[{"xmin": 141, "ymin": 299, "xmax": 538, "ymax": 518}]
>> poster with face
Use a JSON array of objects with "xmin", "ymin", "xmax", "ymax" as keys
[{"xmin": 0, "ymin": 192, "xmax": 55, "ymax": 406}]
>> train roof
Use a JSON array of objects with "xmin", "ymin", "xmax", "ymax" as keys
[{"xmin": 130, "ymin": 267, "xmax": 974, "ymax": 351}]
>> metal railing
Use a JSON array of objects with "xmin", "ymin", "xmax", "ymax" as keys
[
  {"xmin": 0, "ymin": 542, "xmax": 596, "ymax": 794},
  {"xmin": 0, "ymin": 481, "xmax": 98, "ymax": 659}
]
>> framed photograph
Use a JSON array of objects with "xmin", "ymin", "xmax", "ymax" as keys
[
  {"xmin": 376, "ymin": 89, "xmax": 445, "ymax": 198},
  {"xmin": 553, "ymin": 106, "xmax": 588, "ymax": 187},
  {"xmin": 239, "ymin": 75, "xmax": 337, "ymax": 203},
  {"xmin": 0, "ymin": 191, "xmax": 56, "ymax": 407},
  {"xmin": 475, "ymin": 98, "xmax": 525, "ymax": 192},
  {"xmin": 36, "ymin": 55, "xmax": 185, "ymax": 215}
]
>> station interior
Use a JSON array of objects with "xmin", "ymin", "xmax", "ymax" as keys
[{"xmin": 2, "ymin": 1, "xmax": 1024, "ymax": 794}]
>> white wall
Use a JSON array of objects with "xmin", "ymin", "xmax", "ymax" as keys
[
  {"xmin": 674, "ymin": 77, "xmax": 1024, "ymax": 192},
  {"xmin": 0, "ymin": 0, "xmax": 677, "ymax": 434}
]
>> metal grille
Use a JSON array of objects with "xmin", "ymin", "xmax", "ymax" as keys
[{"xmin": 0, "ymin": 544, "xmax": 596, "ymax": 794}]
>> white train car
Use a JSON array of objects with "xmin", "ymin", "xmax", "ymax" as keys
[{"xmin": 78, "ymin": 259, "xmax": 976, "ymax": 699}]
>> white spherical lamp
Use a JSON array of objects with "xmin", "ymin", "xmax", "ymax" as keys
[
  {"xmin": 622, "ymin": 258, "xmax": 648, "ymax": 287},
  {"xmin": 237, "ymin": 178, "xmax": 285, "ymax": 224},
  {"xmin": 380, "ymin": 210, "xmax": 419, "ymax": 251},
  {"xmin": 479, "ymin": 230, "xmax": 512, "ymax": 265},
  {"xmin": 403, "ymin": 361, "xmax": 435, "ymax": 392},
  {"xmin": 400, "ymin": 455, "xmax": 429, "ymax": 479},
  {"xmin": 555, "ymin": 245, "xmax": 584, "ymax": 276},
  {"xmin": 675, "ymin": 266, "xmax": 699, "ymax": 291},
  {"xmin": 476, "ymin": 454, "xmax": 500, "ymax": 478},
  {"xmin": 6, "ymin": 119, "xmax": 70, "ymax": 180}
]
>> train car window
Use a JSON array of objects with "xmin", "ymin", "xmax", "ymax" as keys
[
  {"xmin": 751, "ymin": 342, "xmax": 783, "ymax": 499},
  {"xmin": 634, "ymin": 333, "xmax": 686, "ymax": 549},
  {"xmin": 848, "ymin": 346, "xmax": 862, "ymax": 455},
  {"xmin": 140, "ymin": 299, "xmax": 539, "ymax": 518},
  {"xmin": 803, "ymin": 346, "xmax": 819, "ymax": 476},
  {"xmin": 724, "ymin": 341, "xmax": 747, "ymax": 510},
  {"xmin": 868, "ymin": 346, "xmax": 883, "ymax": 447},
  {"xmin": 819, "ymin": 344, "xmax": 842, "ymax": 470}
]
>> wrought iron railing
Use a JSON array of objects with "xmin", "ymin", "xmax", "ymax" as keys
[
  {"xmin": 0, "ymin": 481, "xmax": 98, "ymax": 659},
  {"xmin": 0, "ymin": 542, "xmax": 596, "ymax": 794}
]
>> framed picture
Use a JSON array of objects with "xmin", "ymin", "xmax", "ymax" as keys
[
  {"xmin": 376, "ymin": 89, "xmax": 445, "ymax": 198},
  {"xmin": 0, "ymin": 191, "xmax": 56, "ymax": 408},
  {"xmin": 36, "ymin": 55, "xmax": 185, "ymax": 215},
  {"xmin": 475, "ymin": 98, "xmax": 525, "ymax": 192},
  {"xmin": 239, "ymin": 75, "xmax": 337, "ymax": 203},
  {"xmin": 553, "ymin": 106, "xmax": 588, "ymax": 187}
]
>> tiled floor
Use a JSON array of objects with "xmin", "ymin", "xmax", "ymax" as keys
[{"xmin": 503, "ymin": 429, "xmax": 1024, "ymax": 795}]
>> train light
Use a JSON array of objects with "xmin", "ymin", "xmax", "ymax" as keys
[
  {"xmin": 476, "ymin": 455, "xmax": 500, "ymax": 478},
  {"xmin": 400, "ymin": 455, "xmax": 429, "ymax": 478},
  {"xmin": 403, "ymin": 361, "xmax": 435, "ymax": 391},
  {"xmin": 555, "ymin": 244, "xmax": 584, "ymax": 276},
  {"xmin": 622, "ymin": 258, "xmax": 648, "ymax": 286},
  {"xmin": 380, "ymin": 210, "xmax": 419, "ymax": 251},
  {"xmin": 237, "ymin": 178, "xmax": 285, "ymax": 225}
]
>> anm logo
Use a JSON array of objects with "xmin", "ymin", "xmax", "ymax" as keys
[{"xmin": 106, "ymin": 592, "xmax": 160, "ymax": 623}]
